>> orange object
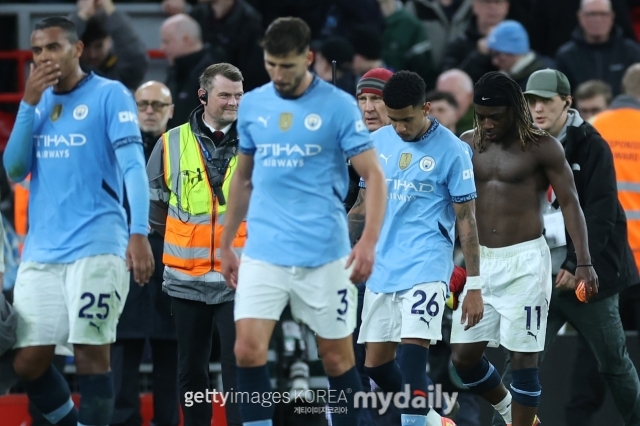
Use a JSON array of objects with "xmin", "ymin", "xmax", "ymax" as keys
[
  {"xmin": 576, "ymin": 281, "xmax": 588, "ymax": 303},
  {"xmin": 592, "ymin": 109, "xmax": 640, "ymax": 272}
]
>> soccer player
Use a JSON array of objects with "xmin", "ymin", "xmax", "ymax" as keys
[
  {"xmin": 356, "ymin": 71, "xmax": 481, "ymax": 426},
  {"xmin": 220, "ymin": 17, "xmax": 387, "ymax": 426},
  {"xmin": 450, "ymin": 72, "xmax": 598, "ymax": 426},
  {"xmin": 3, "ymin": 17, "xmax": 153, "ymax": 426}
]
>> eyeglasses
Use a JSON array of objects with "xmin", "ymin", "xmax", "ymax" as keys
[{"xmin": 136, "ymin": 101, "xmax": 171, "ymax": 112}]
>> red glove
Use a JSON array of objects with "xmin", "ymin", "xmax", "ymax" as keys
[{"xmin": 446, "ymin": 266, "xmax": 467, "ymax": 310}]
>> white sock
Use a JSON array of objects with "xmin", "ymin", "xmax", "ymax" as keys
[
  {"xmin": 426, "ymin": 408, "xmax": 442, "ymax": 426},
  {"xmin": 492, "ymin": 392, "xmax": 513, "ymax": 424}
]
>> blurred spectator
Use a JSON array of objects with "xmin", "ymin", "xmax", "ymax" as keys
[
  {"xmin": 592, "ymin": 63, "xmax": 640, "ymax": 271},
  {"xmin": 160, "ymin": 13, "xmax": 220, "ymax": 128},
  {"xmin": 245, "ymin": 0, "xmax": 330, "ymax": 39},
  {"xmin": 312, "ymin": 37, "xmax": 357, "ymax": 95},
  {"xmin": 436, "ymin": 69, "xmax": 475, "ymax": 133},
  {"xmin": 378, "ymin": 0, "xmax": 436, "ymax": 88},
  {"xmin": 574, "ymin": 79, "xmax": 613, "ymax": 121},
  {"xmin": 69, "ymin": 0, "xmax": 149, "ymax": 91},
  {"xmin": 320, "ymin": 0, "xmax": 385, "ymax": 40},
  {"xmin": 556, "ymin": 0, "xmax": 640, "ymax": 96},
  {"xmin": 189, "ymin": 0, "xmax": 269, "ymax": 92},
  {"xmin": 405, "ymin": 0, "xmax": 474, "ymax": 69},
  {"xmin": 426, "ymin": 90, "xmax": 459, "ymax": 134},
  {"xmin": 528, "ymin": 0, "xmax": 635, "ymax": 59},
  {"xmin": 441, "ymin": 0, "xmax": 509, "ymax": 80},
  {"xmin": 486, "ymin": 20, "xmax": 554, "ymax": 90},
  {"xmin": 350, "ymin": 25, "xmax": 389, "ymax": 79},
  {"xmin": 111, "ymin": 81, "xmax": 179, "ymax": 426}
]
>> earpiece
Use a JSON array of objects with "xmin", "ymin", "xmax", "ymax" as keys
[{"xmin": 199, "ymin": 90, "xmax": 208, "ymax": 105}]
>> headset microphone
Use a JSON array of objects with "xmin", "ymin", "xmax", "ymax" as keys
[{"xmin": 199, "ymin": 90, "xmax": 208, "ymax": 105}]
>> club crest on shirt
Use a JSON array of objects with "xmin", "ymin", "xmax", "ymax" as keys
[
  {"xmin": 50, "ymin": 104, "xmax": 63, "ymax": 122},
  {"xmin": 399, "ymin": 153, "xmax": 412, "ymax": 170},
  {"xmin": 419, "ymin": 156, "xmax": 436, "ymax": 172},
  {"xmin": 279, "ymin": 112, "xmax": 293, "ymax": 131},
  {"xmin": 73, "ymin": 104, "xmax": 89, "ymax": 120},
  {"xmin": 304, "ymin": 113, "xmax": 322, "ymax": 131}
]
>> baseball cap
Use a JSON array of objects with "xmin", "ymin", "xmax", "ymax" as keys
[
  {"xmin": 524, "ymin": 69, "xmax": 572, "ymax": 98},
  {"xmin": 487, "ymin": 20, "xmax": 529, "ymax": 55}
]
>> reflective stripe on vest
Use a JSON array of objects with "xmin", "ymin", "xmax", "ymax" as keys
[
  {"xmin": 592, "ymin": 109, "xmax": 640, "ymax": 269},
  {"xmin": 162, "ymin": 124, "xmax": 246, "ymax": 276}
]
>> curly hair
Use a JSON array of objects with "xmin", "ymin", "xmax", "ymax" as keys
[
  {"xmin": 473, "ymin": 72, "xmax": 547, "ymax": 152},
  {"xmin": 382, "ymin": 70, "xmax": 426, "ymax": 110}
]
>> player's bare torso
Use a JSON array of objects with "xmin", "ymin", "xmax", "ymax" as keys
[{"xmin": 461, "ymin": 131, "xmax": 551, "ymax": 248}]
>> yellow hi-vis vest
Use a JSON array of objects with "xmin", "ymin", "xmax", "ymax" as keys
[{"xmin": 161, "ymin": 124, "xmax": 246, "ymax": 276}]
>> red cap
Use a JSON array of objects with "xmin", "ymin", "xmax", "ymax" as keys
[{"xmin": 356, "ymin": 68, "xmax": 394, "ymax": 96}]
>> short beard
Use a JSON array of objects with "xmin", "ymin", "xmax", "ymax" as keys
[{"xmin": 275, "ymin": 72, "xmax": 306, "ymax": 98}]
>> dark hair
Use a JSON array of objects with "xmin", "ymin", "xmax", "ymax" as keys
[
  {"xmin": 350, "ymin": 25, "xmax": 383, "ymax": 60},
  {"xmin": 382, "ymin": 71, "xmax": 426, "ymax": 110},
  {"xmin": 199, "ymin": 63, "xmax": 244, "ymax": 90},
  {"xmin": 34, "ymin": 17, "xmax": 78, "ymax": 43},
  {"xmin": 473, "ymin": 72, "xmax": 546, "ymax": 152},
  {"xmin": 260, "ymin": 17, "xmax": 311, "ymax": 56},
  {"xmin": 425, "ymin": 90, "xmax": 458, "ymax": 109},
  {"xmin": 574, "ymin": 79, "xmax": 613, "ymax": 104},
  {"xmin": 81, "ymin": 17, "xmax": 108, "ymax": 45}
]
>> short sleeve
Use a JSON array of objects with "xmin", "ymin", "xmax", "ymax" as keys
[
  {"xmin": 447, "ymin": 142, "xmax": 477, "ymax": 203},
  {"xmin": 237, "ymin": 100, "xmax": 256, "ymax": 155},
  {"xmin": 105, "ymin": 84, "xmax": 143, "ymax": 149},
  {"xmin": 336, "ymin": 94, "xmax": 373, "ymax": 158}
]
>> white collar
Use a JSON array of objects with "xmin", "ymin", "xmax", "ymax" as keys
[{"xmin": 202, "ymin": 114, "xmax": 233, "ymax": 135}]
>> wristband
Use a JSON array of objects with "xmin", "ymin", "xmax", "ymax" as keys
[
  {"xmin": 465, "ymin": 275, "xmax": 483, "ymax": 290},
  {"xmin": 576, "ymin": 264, "xmax": 593, "ymax": 268}
]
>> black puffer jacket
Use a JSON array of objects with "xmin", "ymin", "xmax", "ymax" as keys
[
  {"xmin": 556, "ymin": 116, "xmax": 639, "ymax": 301},
  {"xmin": 555, "ymin": 26, "xmax": 640, "ymax": 96}
]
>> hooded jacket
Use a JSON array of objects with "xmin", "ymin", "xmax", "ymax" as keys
[
  {"xmin": 556, "ymin": 26, "xmax": 640, "ymax": 96},
  {"xmin": 551, "ymin": 110, "xmax": 639, "ymax": 301}
]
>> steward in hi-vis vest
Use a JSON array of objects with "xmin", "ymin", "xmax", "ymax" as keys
[{"xmin": 147, "ymin": 103, "xmax": 246, "ymax": 303}]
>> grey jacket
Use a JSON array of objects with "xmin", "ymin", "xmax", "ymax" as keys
[
  {"xmin": 69, "ymin": 10, "xmax": 149, "ymax": 91},
  {"xmin": 146, "ymin": 106, "xmax": 238, "ymax": 305},
  {"xmin": 405, "ymin": 0, "xmax": 473, "ymax": 68}
]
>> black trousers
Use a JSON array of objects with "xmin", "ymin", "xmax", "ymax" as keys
[
  {"xmin": 110, "ymin": 339, "xmax": 180, "ymax": 426},
  {"xmin": 171, "ymin": 297, "xmax": 241, "ymax": 426}
]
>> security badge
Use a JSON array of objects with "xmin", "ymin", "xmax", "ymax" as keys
[
  {"xmin": 50, "ymin": 104, "xmax": 63, "ymax": 122},
  {"xmin": 399, "ymin": 153, "xmax": 412, "ymax": 170},
  {"xmin": 279, "ymin": 113, "xmax": 293, "ymax": 131}
]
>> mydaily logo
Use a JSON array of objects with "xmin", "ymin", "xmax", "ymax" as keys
[{"xmin": 354, "ymin": 384, "xmax": 458, "ymax": 415}]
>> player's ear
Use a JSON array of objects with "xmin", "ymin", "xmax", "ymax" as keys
[
  {"xmin": 422, "ymin": 102, "xmax": 431, "ymax": 116},
  {"xmin": 306, "ymin": 49, "xmax": 314, "ymax": 67},
  {"xmin": 75, "ymin": 39, "xmax": 84, "ymax": 58}
]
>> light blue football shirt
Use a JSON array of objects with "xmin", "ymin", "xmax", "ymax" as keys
[
  {"xmin": 364, "ymin": 120, "xmax": 476, "ymax": 293},
  {"xmin": 238, "ymin": 77, "xmax": 373, "ymax": 267},
  {"xmin": 23, "ymin": 73, "xmax": 143, "ymax": 263}
]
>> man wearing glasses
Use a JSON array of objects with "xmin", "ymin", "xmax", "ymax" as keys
[
  {"xmin": 555, "ymin": 0, "xmax": 640, "ymax": 96},
  {"xmin": 110, "ymin": 80, "xmax": 180, "ymax": 426},
  {"xmin": 146, "ymin": 63, "xmax": 246, "ymax": 426}
]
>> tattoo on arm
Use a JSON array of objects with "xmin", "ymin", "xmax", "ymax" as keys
[
  {"xmin": 348, "ymin": 189, "xmax": 366, "ymax": 246},
  {"xmin": 456, "ymin": 202, "xmax": 480, "ymax": 276}
]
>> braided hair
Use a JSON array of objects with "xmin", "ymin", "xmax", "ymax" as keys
[{"xmin": 472, "ymin": 72, "xmax": 547, "ymax": 152}]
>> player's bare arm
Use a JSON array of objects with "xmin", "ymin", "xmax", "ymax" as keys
[
  {"xmin": 347, "ymin": 188, "xmax": 366, "ymax": 246},
  {"xmin": 347, "ymin": 149, "xmax": 387, "ymax": 284},
  {"xmin": 536, "ymin": 135, "xmax": 599, "ymax": 299},
  {"xmin": 220, "ymin": 152, "xmax": 254, "ymax": 289},
  {"xmin": 454, "ymin": 199, "xmax": 483, "ymax": 330}
]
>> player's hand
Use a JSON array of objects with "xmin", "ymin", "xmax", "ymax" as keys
[
  {"xmin": 23, "ymin": 63, "xmax": 61, "ymax": 106},
  {"xmin": 221, "ymin": 245, "xmax": 240, "ymax": 290},
  {"xmin": 77, "ymin": 0, "xmax": 99, "ymax": 20},
  {"xmin": 126, "ymin": 234, "xmax": 154, "ymax": 286},
  {"xmin": 555, "ymin": 268, "xmax": 577, "ymax": 290},
  {"xmin": 346, "ymin": 234, "xmax": 375, "ymax": 284},
  {"xmin": 97, "ymin": 0, "xmax": 115, "ymax": 16},
  {"xmin": 574, "ymin": 265, "xmax": 599, "ymax": 301},
  {"xmin": 461, "ymin": 289, "xmax": 483, "ymax": 331}
]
